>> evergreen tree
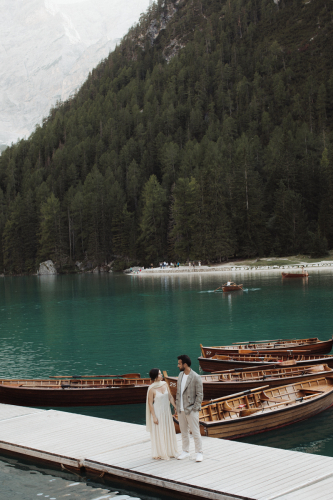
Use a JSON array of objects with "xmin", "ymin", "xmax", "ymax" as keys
[
  {"xmin": 139, "ymin": 175, "xmax": 167, "ymax": 262},
  {"xmin": 318, "ymin": 146, "xmax": 333, "ymax": 248},
  {"xmin": 169, "ymin": 177, "xmax": 200, "ymax": 261},
  {"xmin": 38, "ymin": 193, "xmax": 64, "ymax": 264}
]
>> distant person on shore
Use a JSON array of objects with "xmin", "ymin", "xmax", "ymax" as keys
[
  {"xmin": 177, "ymin": 262, "xmax": 180, "ymax": 267},
  {"xmin": 176, "ymin": 355, "xmax": 204, "ymax": 462},
  {"xmin": 146, "ymin": 368, "xmax": 178, "ymax": 460}
]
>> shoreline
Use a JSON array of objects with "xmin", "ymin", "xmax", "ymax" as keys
[{"xmin": 127, "ymin": 262, "xmax": 333, "ymax": 276}]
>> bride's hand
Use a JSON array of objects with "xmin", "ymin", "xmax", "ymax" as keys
[{"xmin": 153, "ymin": 416, "xmax": 159, "ymax": 425}]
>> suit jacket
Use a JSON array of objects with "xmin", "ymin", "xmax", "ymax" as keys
[{"xmin": 176, "ymin": 369, "xmax": 203, "ymax": 415}]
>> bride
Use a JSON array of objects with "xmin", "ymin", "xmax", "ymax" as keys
[{"xmin": 146, "ymin": 368, "xmax": 178, "ymax": 460}]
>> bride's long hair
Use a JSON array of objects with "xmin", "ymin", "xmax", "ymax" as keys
[{"xmin": 149, "ymin": 368, "xmax": 160, "ymax": 381}]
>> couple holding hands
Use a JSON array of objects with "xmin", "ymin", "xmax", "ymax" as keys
[{"xmin": 146, "ymin": 354, "xmax": 204, "ymax": 462}]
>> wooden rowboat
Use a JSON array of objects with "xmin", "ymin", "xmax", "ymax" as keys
[
  {"xmin": 215, "ymin": 282, "xmax": 243, "ymax": 292},
  {"xmin": 164, "ymin": 364, "xmax": 333, "ymax": 399},
  {"xmin": 282, "ymin": 272, "xmax": 309, "ymax": 278},
  {"xmin": 198, "ymin": 352, "xmax": 333, "ymax": 372},
  {"xmin": 200, "ymin": 337, "xmax": 333, "ymax": 357},
  {"xmin": 0, "ymin": 373, "xmax": 151, "ymax": 407},
  {"xmin": 173, "ymin": 376, "xmax": 333, "ymax": 439}
]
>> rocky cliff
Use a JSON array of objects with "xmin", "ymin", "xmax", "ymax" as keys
[{"xmin": 0, "ymin": 0, "xmax": 151, "ymax": 148}]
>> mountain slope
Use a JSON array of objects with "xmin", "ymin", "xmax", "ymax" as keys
[
  {"xmin": 0, "ymin": 0, "xmax": 333, "ymax": 273},
  {"xmin": 0, "ymin": 0, "xmax": 151, "ymax": 147}
]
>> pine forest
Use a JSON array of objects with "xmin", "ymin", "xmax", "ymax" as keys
[{"xmin": 1, "ymin": 0, "xmax": 333, "ymax": 273}]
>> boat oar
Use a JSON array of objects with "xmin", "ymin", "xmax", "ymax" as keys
[
  {"xmin": 49, "ymin": 373, "xmax": 140, "ymax": 379},
  {"xmin": 214, "ymin": 286, "xmax": 223, "ymax": 292},
  {"xmin": 295, "ymin": 394, "xmax": 319, "ymax": 402},
  {"xmin": 250, "ymin": 394, "xmax": 317, "ymax": 411},
  {"xmin": 225, "ymin": 394, "xmax": 318, "ymax": 417},
  {"xmin": 232, "ymin": 340, "xmax": 283, "ymax": 345},
  {"xmin": 212, "ymin": 365, "xmax": 276, "ymax": 374},
  {"xmin": 201, "ymin": 385, "xmax": 269, "ymax": 408},
  {"xmin": 200, "ymin": 344, "xmax": 206, "ymax": 358}
]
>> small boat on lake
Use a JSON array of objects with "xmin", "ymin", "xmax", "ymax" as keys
[
  {"xmin": 0, "ymin": 373, "xmax": 151, "ymax": 407},
  {"xmin": 198, "ymin": 352, "xmax": 333, "ymax": 372},
  {"xmin": 164, "ymin": 364, "xmax": 333, "ymax": 399},
  {"xmin": 200, "ymin": 337, "xmax": 333, "ymax": 357},
  {"xmin": 282, "ymin": 271, "xmax": 309, "ymax": 278},
  {"xmin": 173, "ymin": 376, "xmax": 333, "ymax": 439},
  {"xmin": 215, "ymin": 282, "xmax": 243, "ymax": 292}
]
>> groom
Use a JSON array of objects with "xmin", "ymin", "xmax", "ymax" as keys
[{"xmin": 176, "ymin": 354, "xmax": 203, "ymax": 462}]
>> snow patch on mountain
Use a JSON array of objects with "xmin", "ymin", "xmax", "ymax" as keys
[{"xmin": 0, "ymin": 0, "xmax": 151, "ymax": 148}]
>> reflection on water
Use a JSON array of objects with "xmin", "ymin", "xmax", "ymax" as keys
[
  {"xmin": 1, "ymin": 271, "xmax": 333, "ymax": 462},
  {"xmin": 221, "ymin": 289, "xmax": 244, "ymax": 313}
]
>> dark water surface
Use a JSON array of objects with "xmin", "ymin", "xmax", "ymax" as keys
[{"xmin": 1, "ymin": 271, "xmax": 333, "ymax": 497}]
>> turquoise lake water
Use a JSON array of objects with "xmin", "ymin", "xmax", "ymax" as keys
[{"xmin": 1, "ymin": 271, "xmax": 333, "ymax": 498}]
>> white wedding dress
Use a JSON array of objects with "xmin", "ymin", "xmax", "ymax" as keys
[{"xmin": 150, "ymin": 387, "xmax": 178, "ymax": 460}]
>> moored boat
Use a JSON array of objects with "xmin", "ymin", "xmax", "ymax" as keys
[
  {"xmin": 200, "ymin": 337, "xmax": 333, "ymax": 357},
  {"xmin": 198, "ymin": 352, "xmax": 333, "ymax": 372},
  {"xmin": 173, "ymin": 376, "xmax": 333, "ymax": 439},
  {"xmin": 282, "ymin": 272, "xmax": 309, "ymax": 278},
  {"xmin": 0, "ymin": 373, "xmax": 151, "ymax": 407},
  {"xmin": 164, "ymin": 364, "xmax": 333, "ymax": 399}
]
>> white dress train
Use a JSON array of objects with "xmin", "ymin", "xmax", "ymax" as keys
[{"xmin": 150, "ymin": 388, "xmax": 178, "ymax": 460}]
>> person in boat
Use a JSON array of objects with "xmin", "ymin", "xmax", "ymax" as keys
[
  {"xmin": 176, "ymin": 355, "xmax": 204, "ymax": 462},
  {"xmin": 146, "ymin": 368, "xmax": 178, "ymax": 460},
  {"xmin": 227, "ymin": 281, "xmax": 231, "ymax": 286}
]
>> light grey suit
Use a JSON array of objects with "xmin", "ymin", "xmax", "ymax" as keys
[
  {"xmin": 176, "ymin": 369, "xmax": 203, "ymax": 453},
  {"xmin": 176, "ymin": 369, "xmax": 203, "ymax": 415}
]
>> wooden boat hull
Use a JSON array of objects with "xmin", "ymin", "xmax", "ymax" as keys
[
  {"xmin": 174, "ymin": 378, "xmax": 333, "ymax": 439},
  {"xmin": 198, "ymin": 354, "xmax": 333, "ymax": 372},
  {"xmin": 222, "ymin": 285, "xmax": 243, "ymax": 292},
  {"xmin": 201, "ymin": 338, "xmax": 333, "ymax": 357},
  {"xmin": 282, "ymin": 272, "xmax": 309, "ymax": 278},
  {"xmin": 0, "ymin": 379, "xmax": 150, "ymax": 407},
  {"xmin": 166, "ymin": 365, "xmax": 333, "ymax": 399}
]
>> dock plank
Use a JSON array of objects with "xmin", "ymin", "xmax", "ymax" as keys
[
  {"xmin": 277, "ymin": 475, "xmax": 333, "ymax": 500},
  {"xmin": 233, "ymin": 455, "xmax": 327, "ymax": 491},
  {"xmin": 0, "ymin": 403, "xmax": 43, "ymax": 421}
]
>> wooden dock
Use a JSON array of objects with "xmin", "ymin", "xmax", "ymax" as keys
[{"xmin": 0, "ymin": 403, "xmax": 332, "ymax": 500}]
